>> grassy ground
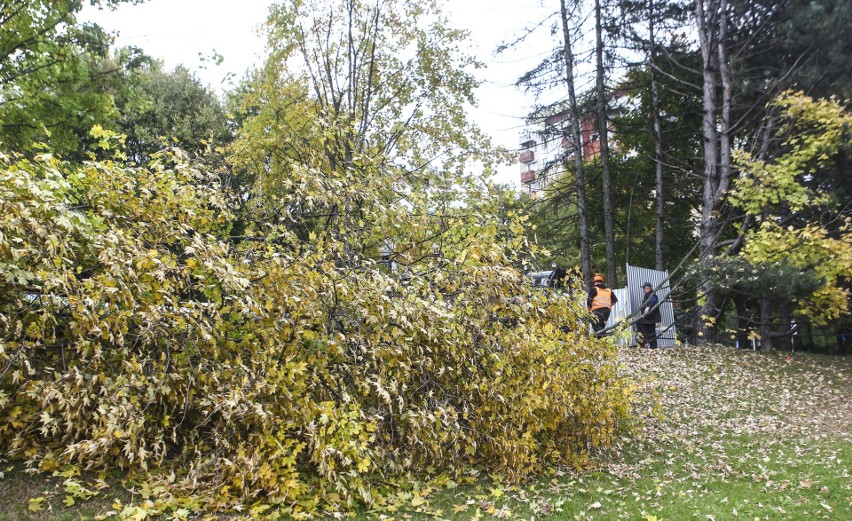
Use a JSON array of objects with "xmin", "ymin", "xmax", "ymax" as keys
[
  {"xmin": 397, "ymin": 346, "xmax": 851, "ymax": 521},
  {"xmin": 0, "ymin": 345, "xmax": 849, "ymax": 520}
]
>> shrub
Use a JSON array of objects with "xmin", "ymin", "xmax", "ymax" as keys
[{"xmin": 0, "ymin": 149, "xmax": 635, "ymax": 514}]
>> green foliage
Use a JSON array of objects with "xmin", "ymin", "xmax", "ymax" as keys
[
  {"xmin": 259, "ymin": 0, "xmax": 492, "ymax": 174},
  {"xmin": 685, "ymin": 255, "xmax": 823, "ymax": 342},
  {"xmin": 113, "ymin": 61, "xmax": 232, "ymax": 163},
  {"xmin": 729, "ymin": 91, "xmax": 852, "ymax": 325},
  {"xmin": 0, "ymin": 1, "xmax": 142, "ymax": 157},
  {"xmin": 745, "ymin": 0, "xmax": 852, "ymax": 100},
  {"xmin": 0, "ymin": 24, "xmax": 115, "ymax": 156},
  {"xmin": 612, "ymin": 46, "xmax": 704, "ymax": 266},
  {"xmin": 523, "ymin": 44, "xmax": 704, "ymax": 277},
  {"xmin": 729, "ymin": 93, "xmax": 848, "ymax": 215}
]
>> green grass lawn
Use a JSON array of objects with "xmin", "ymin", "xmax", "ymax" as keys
[{"xmin": 1, "ymin": 345, "xmax": 849, "ymax": 520}]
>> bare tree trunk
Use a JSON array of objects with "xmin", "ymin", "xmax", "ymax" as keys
[
  {"xmin": 649, "ymin": 0, "xmax": 665, "ymax": 271},
  {"xmin": 716, "ymin": 0, "xmax": 733, "ymax": 206},
  {"xmin": 561, "ymin": 0, "xmax": 592, "ymax": 285},
  {"xmin": 734, "ymin": 294, "xmax": 750, "ymax": 348},
  {"xmin": 778, "ymin": 297, "xmax": 792, "ymax": 351},
  {"xmin": 595, "ymin": 0, "xmax": 616, "ymax": 286},
  {"xmin": 760, "ymin": 293, "xmax": 772, "ymax": 349},
  {"xmin": 693, "ymin": 0, "xmax": 731, "ymax": 343}
]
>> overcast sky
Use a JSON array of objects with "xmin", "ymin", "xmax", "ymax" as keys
[{"xmin": 82, "ymin": 0, "xmax": 562, "ymax": 187}]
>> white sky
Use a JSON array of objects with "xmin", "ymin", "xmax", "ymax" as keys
[{"xmin": 81, "ymin": 0, "xmax": 562, "ymax": 187}]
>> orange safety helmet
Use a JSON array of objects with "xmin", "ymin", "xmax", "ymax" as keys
[{"xmin": 593, "ymin": 273, "xmax": 605, "ymax": 283}]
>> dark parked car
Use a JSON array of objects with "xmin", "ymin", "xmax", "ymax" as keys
[{"xmin": 527, "ymin": 267, "xmax": 572, "ymax": 291}]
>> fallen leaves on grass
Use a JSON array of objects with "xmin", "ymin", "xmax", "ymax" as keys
[{"xmin": 618, "ymin": 346, "xmax": 852, "ymax": 444}]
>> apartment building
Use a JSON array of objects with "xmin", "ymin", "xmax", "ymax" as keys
[{"xmin": 519, "ymin": 105, "xmax": 615, "ymax": 197}]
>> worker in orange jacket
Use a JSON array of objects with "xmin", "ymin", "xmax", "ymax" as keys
[{"xmin": 587, "ymin": 273, "xmax": 617, "ymax": 333}]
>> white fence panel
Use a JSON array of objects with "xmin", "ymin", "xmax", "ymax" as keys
[{"xmin": 624, "ymin": 264, "xmax": 676, "ymax": 347}]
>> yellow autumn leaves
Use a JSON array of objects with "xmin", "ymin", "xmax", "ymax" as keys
[
  {"xmin": 0, "ymin": 142, "xmax": 635, "ymax": 515},
  {"xmin": 730, "ymin": 92, "xmax": 851, "ymax": 325}
]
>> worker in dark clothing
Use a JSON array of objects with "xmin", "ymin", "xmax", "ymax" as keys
[
  {"xmin": 637, "ymin": 281, "xmax": 661, "ymax": 348},
  {"xmin": 587, "ymin": 273, "xmax": 617, "ymax": 333}
]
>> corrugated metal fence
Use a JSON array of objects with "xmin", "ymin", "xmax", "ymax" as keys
[{"xmin": 607, "ymin": 264, "xmax": 676, "ymax": 347}]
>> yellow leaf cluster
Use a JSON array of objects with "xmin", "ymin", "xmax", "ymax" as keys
[
  {"xmin": 0, "ymin": 144, "xmax": 636, "ymax": 516},
  {"xmin": 729, "ymin": 91, "xmax": 851, "ymax": 324}
]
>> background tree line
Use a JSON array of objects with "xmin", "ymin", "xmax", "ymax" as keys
[{"xmin": 510, "ymin": 0, "xmax": 850, "ymax": 352}]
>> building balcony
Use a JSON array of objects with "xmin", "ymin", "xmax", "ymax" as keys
[
  {"xmin": 521, "ymin": 170, "xmax": 536, "ymax": 184},
  {"xmin": 519, "ymin": 150, "xmax": 535, "ymax": 163}
]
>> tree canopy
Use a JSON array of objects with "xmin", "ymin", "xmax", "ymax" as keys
[
  {"xmin": 0, "ymin": 0, "xmax": 637, "ymax": 516},
  {"xmin": 512, "ymin": 0, "xmax": 850, "ymax": 347},
  {"xmin": 0, "ymin": 1, "xmax": 143, "ymax": 156}
]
